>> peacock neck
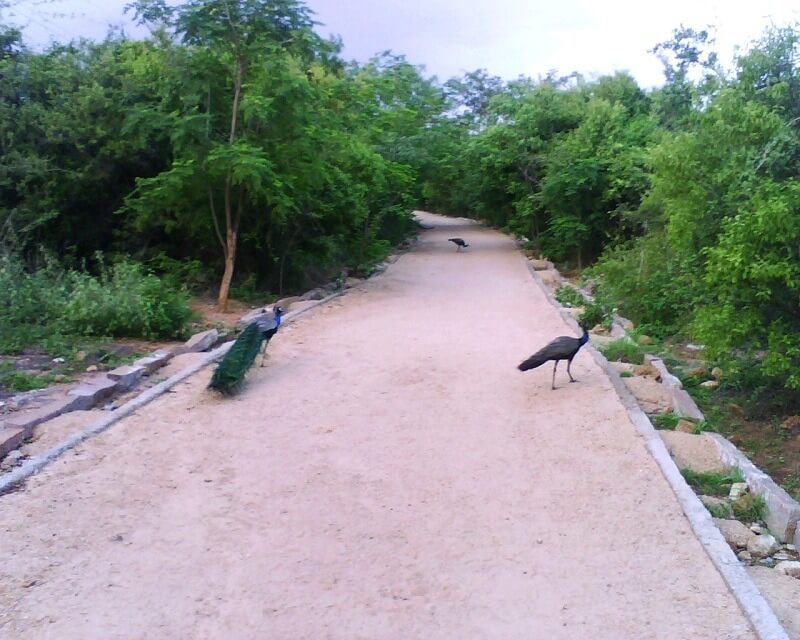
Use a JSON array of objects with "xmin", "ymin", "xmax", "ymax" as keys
[{"xmin": 579, "ymin": 328, "xmax": 589, "ymax": 345}]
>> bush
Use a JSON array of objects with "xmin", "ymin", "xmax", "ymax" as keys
[
  {"xmin": 600, "ymin": 338, "xmax": 644, "ymax": 364},
  {"xmin": 579, "ymin": 301, "xmax": 611, "ymax": 329},
  {"xmin": 0, "ymin": 253, "xmax": 192, "ymax": 353},
  {"xmin": 62, "ymin": 260, "xmax": 192, "ymax": 339}
]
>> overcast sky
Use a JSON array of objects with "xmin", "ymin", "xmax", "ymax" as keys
[{"xmin": 5, "ymin": 0, "xmax": 800, "ymax": 87}]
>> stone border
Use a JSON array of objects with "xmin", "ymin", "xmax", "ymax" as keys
[
  {"xmin": 0, "ymin": 291, "xmax": 343, "ymax": 495},
  {"xmin": 526, "ymin": 261, "xmax": 790, "ymax": 640}
]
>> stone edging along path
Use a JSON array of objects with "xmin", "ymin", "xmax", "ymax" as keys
[{"xmin": 524, "ymin": 259, "xmax": 790, "ymax": 640}]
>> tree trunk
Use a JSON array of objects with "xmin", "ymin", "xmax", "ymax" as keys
[{"xmin": 217, "ymin": 234, "xmax": 237, "ymax": 312}]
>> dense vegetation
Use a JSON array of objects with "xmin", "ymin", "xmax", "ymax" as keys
[{"xmin": 2, "ymin": 2, "xmax": 800, "ymax": 409}]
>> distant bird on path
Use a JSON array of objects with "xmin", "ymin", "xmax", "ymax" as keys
[
  {"xmin": 448, "ymin": 237, "xmax": 469, "ymax": 251},
  {"xmin": 518, "ymin": 325, "xmax": 589, "ymax": 390},
  {"xmin": 209, "ymin": 306, "xmax": 284, "ymax": 395}
]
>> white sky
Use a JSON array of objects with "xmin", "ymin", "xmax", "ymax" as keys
[{"xmin": 5, "ymin": 0, "xmax": 800, "ymax": 87}]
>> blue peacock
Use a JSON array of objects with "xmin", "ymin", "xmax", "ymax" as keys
[{"xmin": 209, "ymin": 306, "xmax": 284, "ymax": 395}]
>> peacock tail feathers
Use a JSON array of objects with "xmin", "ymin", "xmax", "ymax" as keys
[{"xmin": 208, "ymin": 322, "xmax": 266, "ymax": 395}]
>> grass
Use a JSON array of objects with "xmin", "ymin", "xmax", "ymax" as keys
[
  {"xmin": 681, "ymin": 467, "xmax": 745, "ymax": 497},
  {"xmin": 0, "ymin": 364, "xmax": 61, "ymax": 392},
  {"xmin": 707, "ymin": 502, "xmax": 734, "ymax": 519},
  {"xmin": 599, "ymin": 338, "xmax": 645, "ymax": 365},
  {"xmin": 652, "ymin": 413, "xmax": 682, "ymax": 430},
  {"xmin": 554, "ymin": 285, "xmax": 586, "ymax": 308}
]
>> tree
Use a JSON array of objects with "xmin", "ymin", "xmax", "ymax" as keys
[{"xmin": 126, "ymin": 0, "xmax": 325, "ymax": 311}]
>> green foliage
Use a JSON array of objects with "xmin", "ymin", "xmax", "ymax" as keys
[
  {"xmin": 0, "ymin": 362, "xmax": 59, "ymax": 393},
  {"xmin": 652, "ymin": 413, "xmax": 682, "ymax": 430},
  {"xmin": 599, "ymin": 338, "xmax": 644, "ymax": 364},
  {"xmin": 208, "ymin": 322, "xmax": 265, "ymax": 394},
  {"xmin": 0, "ymin": 253, "xmax": 191, "ymax": 353},
  {"xmin": 578, "ymin": 301, "xmax": 611, "ymax": 330},
  {"xmin": 61, "ymin": 259, "xmax": 192, "ymax": 339},
  {"xmin": 681, "ymin": 468, "xmax": 745, "ymax": 497},
  {"xmin": 554, "ymin": 285, "xmax": 586, "ymax": 308}
]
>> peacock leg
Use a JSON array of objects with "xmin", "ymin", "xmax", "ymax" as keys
[
  {"xmin": 259, "ymin": 341, "xmax": 268, "ymax": 367},
  {"xmin": 567, "ymin": 358, "xmax": 577, "ymax": 382},
  {"xmin": 551, "ymin": 360, "xmax": 558, "ymax": 390}
]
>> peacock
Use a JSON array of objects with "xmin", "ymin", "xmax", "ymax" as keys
[
  {"xmin": 517, "ymin": 324, "xmax": 589, "ymax": 390},
  {"xmin": 448, "ymin": 237, "xmax": 469, "ymax": 251},
  {"xmin": 209, "ymin": 306, "xmax": 284, "ymax": 395}
]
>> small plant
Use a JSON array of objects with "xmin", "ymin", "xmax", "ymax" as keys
[
  {"xmin": 707, "ymin": 502, "xmax": 734, "ymax": 519},
  {"xmin": 555, "ymin": 285, "xmax": 586, "ymax": 308},
  {"xmin": 620, "ymin": 370, "xmax": 633, "ymax": 378},
  {"xmin": 681, "ymin": 468, "xmax": 745, "ymax": 497},
  {"xmin": 578, "ymin": 301, "xmax": 611, "ymax": 329},
  {"xmin": 652, "ymin": 413, "xmax": 681, "ymax": 430},
  {"xmin": 732, "ymin": 493, "xmax": 768, "ymax": 522},
  {"xmin": 0, "ymin": 363, "xmax": 60, "ymax": 393},
  {"xmin": 600, "ymin": 338, "xmax": 645, "ymax": 364}
]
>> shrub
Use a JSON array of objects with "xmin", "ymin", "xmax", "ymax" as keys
[{"xmin": 62, "ymin": 260, "xmax": 192, "ymax": 339}]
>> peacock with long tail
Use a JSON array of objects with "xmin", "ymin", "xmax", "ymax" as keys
[{"xmin": 209, "ymin": 306, "xmax": 284, "ymax": 395}]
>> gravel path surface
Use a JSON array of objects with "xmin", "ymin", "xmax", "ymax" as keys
[{"xmin": 0, "ymin": 213, "xmax": 755, "ymax": 639}]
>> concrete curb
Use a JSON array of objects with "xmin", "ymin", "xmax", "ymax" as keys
[
  {"xmin": 0, "ymin": 291, "xmax": 343, "ymax": 495},
  {"xmin": 526, "ymin": 261, "xmax": 790, "ymax": 640}
]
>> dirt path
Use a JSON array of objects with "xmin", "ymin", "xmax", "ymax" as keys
[{"xmin": 0, "ymin": 213, "xmax": 755, "ymax": 639}]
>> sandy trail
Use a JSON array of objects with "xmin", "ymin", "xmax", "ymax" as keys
[{"xmin": 0, "ymin": 213, "xmax": 754, "ymax": 639}]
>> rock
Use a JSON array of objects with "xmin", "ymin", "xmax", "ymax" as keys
[
  {"xmin": 750, "ymin": 524, "xmax": 768, "ymax": 535},
  {"xmin": 675, "ymin": 419, "xmax": 697, "ymax": 434},
  {"xmin": 68, "ymin": 376, "xmax": 119, "ymax": 410},
  {"xmin": 776, "ymin": 561, "xmax": 800, "ymax": 577},
  {"xmin": 638, "ymin": 334, "xmax": 654, "ymax": 345},
  {"xmin": 711, "ymin": 367, "xmax": 724, "ymax": 380},
  {"xmin": 729, "ymin": 482, "xmax": 749, "ymax": 500},
  {"xmin": 781, "ymin": 416, "xmax": 800, "ymax": 433},
  {"xmin": 133, "ymin": 351, "xmax": 173, "ymax": 375},
  {"xmin": 644, "ymin": 355, "xmax": 682, "ymax": 389},
  {"xmin": 174, "ymin": 329, "xmax": 219, "ymax": 356},
  {"xmin": 714, "ymin": 518, "xmax": 756, "ymax": 549},
  {"xmin": 700, "ymin": 380, "xmax": 720, "ymax": 390},
  {"xmin": 759, "ymin": 557, "xmax": 776, "ymax": 567},
  {"xmin": 671, "ymin": 388, "xmax": 705, "ymax": 421},
  {"xmin": 385, "ymin": 254, "xmax": 399, "ymax": 264},
  {"xmin": 728, "ymin": 403, "xmax": 745, "ymax": 415},
  {"xmin": 75, "ymin": 350, "xmax": 88, "ymax": 362},
  {"xmin": 529, "ymin": 259, "xmax": 550, "ymax": 271},
  {"xmin": 300, "ymin": 288, "xmax": 325, "ymax": 301},
  {"xmin": 591, "ymin": 324, "xmax": 610, "ymax": 335},
  {"xmin": 344, "ymin": 277, "xmax": 362, "ymax": 289},
  {"xmin": 700, "ymin": 495, "xmax": 733, "ymax": 519},
  {"xmin": 633, "ymin": 363, "xmax": 661, "ymax": 379},
  {"xmin": 686, "ymin": 366, "xmax": 708, "ymax": 378},
  {"xmin": 86, "ymin": 365, "xmax": 99, "ymax": 372},
  {"xmin": 106, "ymin": 365, "xmax": 146, "ymax": 391},
  {"xmin": 738, "ymin": 550, "xmax": 753, "ymax": 562},
  {"xmin": 52, "ymin": 357, "xmax": 65, "ymax": 364},
  {"xmin": 787, "ymin": 544, "xmax": 797, "ymax": 552},
  {"xmin": 686, "ymin": 343, "xmax": 705, "ymax": 351},
  {"xmin": 774, "ymin": 551, "xmax": 795, "ymax": 562},
  {"xmin": 624, "ymin": 377, "xmax": 673, "ymax": 414},
  {"xmin": 659, "ymin": 431, "xmax": 726, "ymax": 474},
  {"xmin": 0, "ymin": 449, "xmax": 24, "ymax": 471},
  {"xmin": 748, "ymin": 533, "xmax": 781, "ymax": 558}
]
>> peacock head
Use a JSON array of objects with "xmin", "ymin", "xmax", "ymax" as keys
[{"xmin": 274, "ymin": 305, "xmax": 284, "ymax": 317}]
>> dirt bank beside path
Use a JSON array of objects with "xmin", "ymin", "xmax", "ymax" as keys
[{"xmin": 0, "ymin": 212, "xmax": 754, "ymax": 638}]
